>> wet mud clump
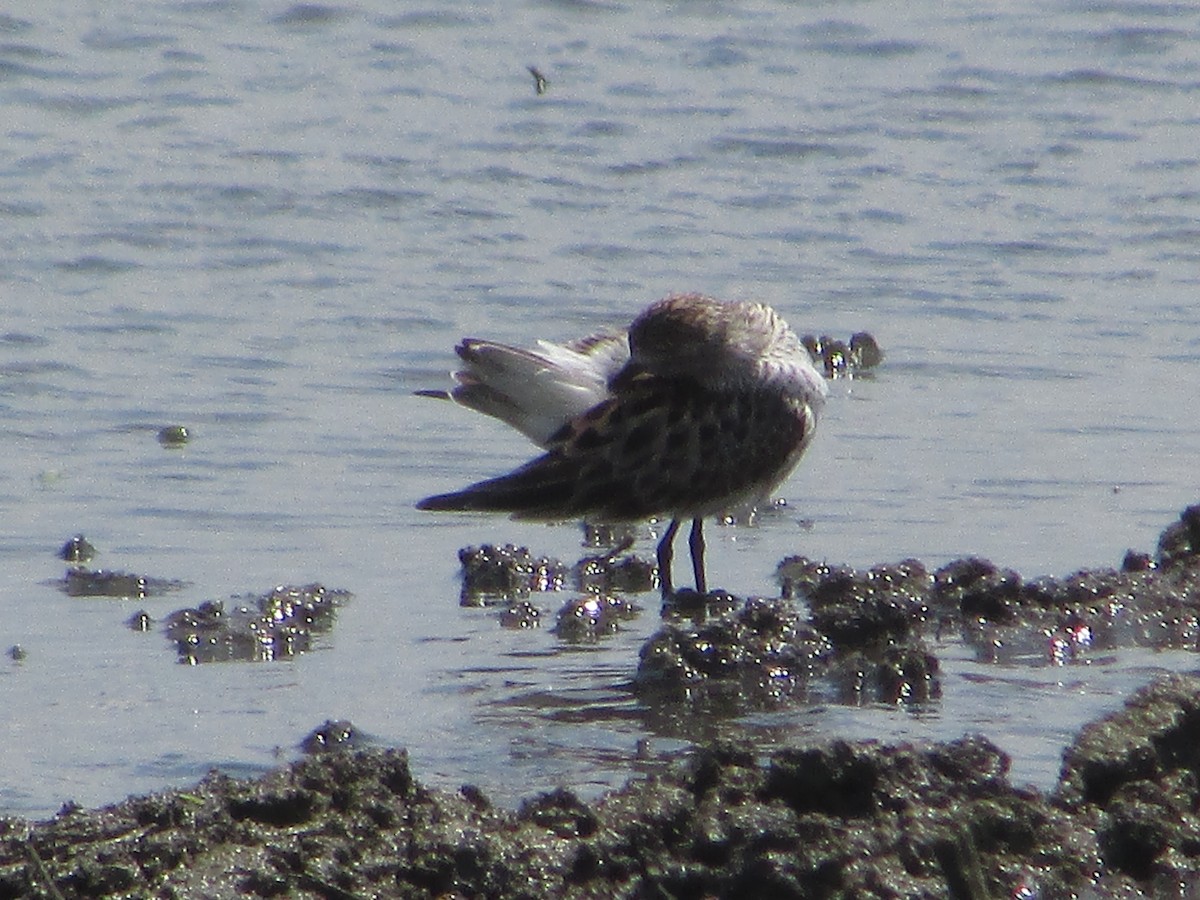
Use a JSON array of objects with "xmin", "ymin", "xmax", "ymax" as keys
[
  {"xmin": 299, "ymin": 720, "xmax": 365, "ymax": 754},
  {"xmin": 912, "ymin": 503, "xmax": 1200, "ymax": 665},
  {"xmin": 163, "ymin": 584, "xmax": 350, "ymax": 664},
  {"xmin": 458, "ymin": 543, "xmax": 570, "ymax": 600},
  {"xmin": 801, "ymin": 330, "xmax": 883, "ymax": 378},
  {"xmin": 51, "ymin": 534, "xmax": 187, "ymax": 599},
  {"xmin": 635, "ymin": 595, "xmax": 835, "ymax": 707},
  {"xmin": 455, "ymin": 506, "xmax": 1200, "ymax": 712},
  {"xmin": 12, "ymin": 510, "xmax": 1200, "ymax": 896},
  {"xmin": 3, "ymin": 674, "xmax": 1200, "ymax": 898},
  {"xmin": 1056, "ymin": 675, "xmax": 1200, "ymax": 891},
  {"xmin": 55, "ymin": 568, "xmax": 187, "ymax": 599},
  {"xmin": 156, "ymin": 425, "xmax": 190, "ymax": 448},
  {"xmin": 1155, "ymin": 501, "xmax": 1200, "ymax": 569},
  {"xmin": 551, "ymin": 594, "xmax": 641, "ymax": 643},
  {"xmin": 635, "ymin": 559, "xmax": 942, "ymax": 708},
  {"xmin": 57, "ymin": 535, "xmax": 95, "ymax": 564},
  {"xmin": 574, "ymin": 545, "xmax": 656, "ymax": 596},
  {"xmin": 458, "ymin": 540, "xmax": 654, "ymax": 640},
  {"xmin": 458, "ymin": 541, "xmax": 654, "ymax": 604}
]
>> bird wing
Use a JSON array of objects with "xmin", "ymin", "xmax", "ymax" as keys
[
  {"xmin": 441, "ymin": 335, "xmax": 626, "ymax": 447},
  {"xmin": 417, "ymin": 373, "xmax": 812, "ymax": 523}
]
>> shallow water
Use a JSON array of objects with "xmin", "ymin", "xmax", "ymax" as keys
[{"xmin": 1, "ymin": 0, "xmax": 1199, "ymax": 817}]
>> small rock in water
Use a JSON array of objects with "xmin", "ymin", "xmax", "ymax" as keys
[
  {"xmin": 801, "ymin": 331, "xmax": 883, "ymax": 378},
  {"xmin": 157, "ymin": 425, "xmax": 190, "ymax": 448},
  {"xmin": 58, "ymin": 567, "xmax": 187, "ymax": 599},
  {"xmin": 1157, "ymin": 503, "xmax": 1200, "ymax": 570},
  {"xmin": 581, "ymin": 522, "xmax": 637, "ymax": 548},
  {"xmin": 58, "ymin": 534, "xmax": 96, "ymax": 563},
  {"xmin": 164, "ymin": 583, "xmax": 350, "ymax": 664},
  {"xmin": 459, "ymin": 544, "xmax": 568, "ymax": 603},
  {"xmin": 552, "ymin": 594, "xmax": 640, "ymax": 643},
  {"xmin": 499, "ymin": 600, "xmax": 543, "ymax": 629},
  {"xmin": 301, "ymin": 720, "xmax": 362, "ymax": 754},
  {"xmin": 635, "ymin": 594, "xmax": 834, "ymax": 702},
  {"xmin": 849, "ymin": 331, "xmax": 884, "ymax": 369},
  {"xmin": 457, "ymin": 539, "xmax": 653, "ymax": 606},
  {"xmin": 574, "ymin": 547, "xmax": 655, "ymax": 595}
]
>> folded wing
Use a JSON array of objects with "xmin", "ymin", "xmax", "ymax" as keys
[
  {"xmin": 431, "ymin": 333, "xmax": 628, "ymax": 447},
  {"xmin": 416, "ymin": 372, "xmax": 812, "ymax": 523}
]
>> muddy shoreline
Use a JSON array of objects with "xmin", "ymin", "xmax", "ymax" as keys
[
  {"xmin": 1, "ymin": 673, "xmax": 1198, "ymax": 899},
  {"xmin": 4, "ymin": 505, "xmax": 1200, "ymax": 899}
]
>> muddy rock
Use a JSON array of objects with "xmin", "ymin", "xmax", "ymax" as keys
[
  {"xmin": 156, "ymin": 425, "xmax": 190, "ymax": 448},
  {"xmin": 780, "ymin": 556, "xmax": 933, "ymax": 646},
  {"xmin": 1156, "ymin": 503, "xmax": 1200, "ymax": 571},
  {"xmin": 827, "ymin": 642, "xmax": 941, "ymax": 705},
  {"xmin": 1054, "ymin": 673, "xmax": 1200, "ymax": 895},
  {"xmin": 0, "ymin": 729, "xmax": 1111, "ymax": 899},
  {"xmin": 574, "ymin": 548, "xmax": 656, "ymax": 596},
  {"xmin": 299, "ymin": 720, "xmax": 364, "ymax": 755},
  {"xmin": 776, "ymin": 505, "xmax": 1200, "ymax": 670},
  {"xmin": 458, "ymin": 542, "xmax": 655, "ymax": 605},
  {"xmin": 636, "ymin": 583, "xmax": 942, "ymax": 709},
  {"xmin": 634, "ymin": 595, "xmax": 834, "ymax": 706},
  {"xmin": 931, "ymin": 556, "xmax": 1026, "ymax": 622},
  {"xmin": 551, "ymin": 594, "xmax": 640, "ymax": 643},
  {"xmin": 57, "ymin": 535, "xmax": 95, "ymax": 564},
  {"xmin": 458, "ymin": 543, "xmax": 570, "ymax": 603},
  {"xmin": 801, "ymin": 331, "xmax": 883, "ymax": 378},
  {"xmin": 163, "ymin": 584, "xmax": 349, "ymax": 664},
  {"xmin": 499, "ymin": 599, "xmax": 544, "ymax": 629},
  {"xmin": 9, "ymin": 674, "xmax": 1197, "ymax": 897},
  {"xmin": 56, "ymin": 567, "xmax": 187, "ymax": 599}
]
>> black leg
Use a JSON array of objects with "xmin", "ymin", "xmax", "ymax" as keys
[
  {"xmin": 656, "ymin": 519, "xmax": 680, "ymax": 598},
  {"xmin": 688, "ymin": 517, "xmax": 706, "ymax": 595}
]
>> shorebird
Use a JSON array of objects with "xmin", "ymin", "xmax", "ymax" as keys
[{"xmin": 417, "ymin": 293, "xmax": 828, "ymax": 596}]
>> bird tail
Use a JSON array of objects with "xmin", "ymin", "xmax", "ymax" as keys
[{"xmin": 416, "ymin": 455, "xmax": 580, "ymax": 519}]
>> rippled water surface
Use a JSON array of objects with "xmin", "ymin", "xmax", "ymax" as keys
[{"xmin": 2, "ymin": 0, "xmax": 1199, "ymax": 817}]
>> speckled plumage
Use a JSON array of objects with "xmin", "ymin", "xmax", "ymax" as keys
[{"xmin": 418, "ymin": 293, "xmax": 828, "ymax": 595}]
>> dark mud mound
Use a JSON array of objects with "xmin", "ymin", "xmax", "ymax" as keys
[
  {"xmin": 3, "ymin": 674, "xmax": 1200, "ymax": 899},
  {"xmin": 53, "ymin": 568, "xmax": 187, "ymax": 600},
  {"xmin": 457, "ymin": 541, "xmax": 654, "ymax": 606},
  {"xmin": 162, "ymin": 584, "xmax": 350, "ymax": 664},
  {"xmin": 801, "ymin": 330, "xmax": 883, "ymax": 379}
]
